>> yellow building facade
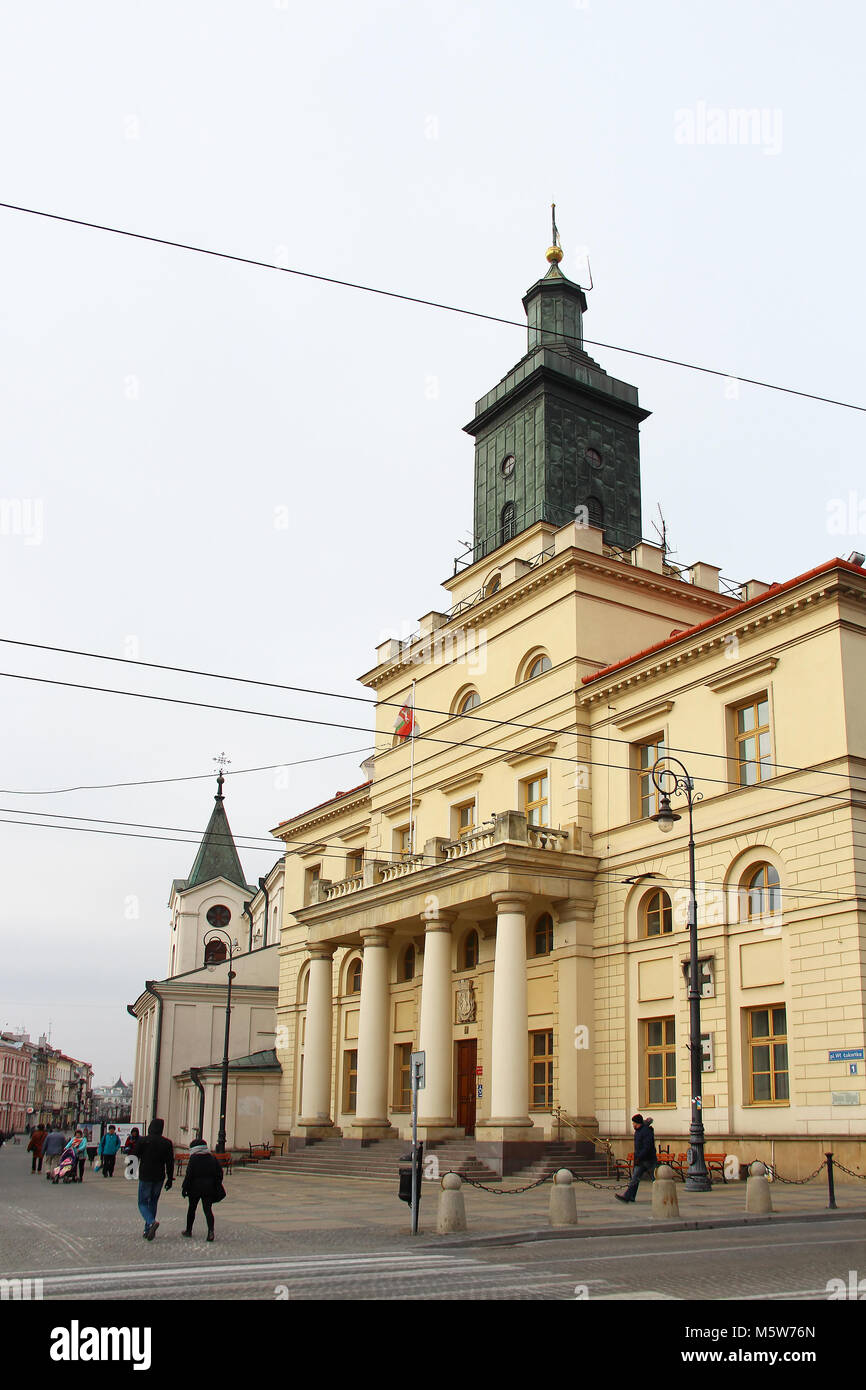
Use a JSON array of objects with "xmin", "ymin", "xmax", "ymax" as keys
[{"xmin": 271, "ymin": 253, "xmax": 866, "ymax": 1177}]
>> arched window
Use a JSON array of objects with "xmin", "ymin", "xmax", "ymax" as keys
[
  {"xmin": 500, "ymin": 502, "xmax": 516, "ymax": 545},
  {"xmin": 401, "ymin": 944, "xmax": 415, "ymax": 981},
  {"xmin": 522, "ymin": 651, "xmax": 552, "ymax": 682},
  {"xmin": 348, "ymin": 958, "xmax": 363, "ymax": 994},
  {"xmin": 742, "ymin": 863, "xmax": 781, "ymax": 919},
  {"xmin": 453, "ymin": 687, "xmax": 480, "ymax": 716},
  {"xmin": 484, "ymin": 573, "xmax": 501, "ymax": 597},
  {"xmin": 641, "ymin": 889, "xmax": 673, "ymax": 938},
  {"xmin": 461, "ymin": 930, "xmax": 479, "ymax": 970},
  {"xmin": 587, "ymin": 496, "xmax": 603, "ymax": 528},
  {"xmin": 532, "ymin": 912, "xmax": 554, "ymax": 956},
  {"xmin": 203, "ymin": 938, "xmax": 228, "ymax": 965}
]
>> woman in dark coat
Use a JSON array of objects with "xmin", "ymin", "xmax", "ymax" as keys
[{"xmin": 181, "ymin": 1137, "xmax": 224, "ymax": 1241}]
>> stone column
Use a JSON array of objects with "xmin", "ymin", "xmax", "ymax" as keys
[
  {"xmin": 297, "ymin": 945, "xmax": 336, "ymax": 1136},
  {"xmin": 351, "ymin": 928, "xmax": 392, "ymax": 1139},
  {"xmin": 418, "ymin": 913, "xmax": 458, "ymax": 1137},
  {"xmin": 486, "ymin": 892, "xmax": 533, "ymax": 1131}
]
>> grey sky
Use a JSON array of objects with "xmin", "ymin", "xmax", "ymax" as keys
[{"xmin": 0, "ymin": 0, "xmax": 863, "ymax": 1084}]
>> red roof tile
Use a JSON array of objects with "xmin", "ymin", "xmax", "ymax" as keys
[{"xmin": 580, "ymin": 558, "xmax": 865, "ymax": 689}]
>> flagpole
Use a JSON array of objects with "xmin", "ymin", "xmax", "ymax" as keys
[{"xmin": 408, "ymin": 679, "xmax": 416, "ymax": 856}]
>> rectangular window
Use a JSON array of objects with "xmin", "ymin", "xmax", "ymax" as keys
[
  {"xmin": 342, "ymin": 1050, "xmax": 358, "ymax": 1114},
  {"xmin": 455, "ymin": 800, "xmax": 476, "ymax": 839},
  {"xmin": 522, "ymin": 773, "xmax": 549, "ymax": 827},
  {"xmin": 636, "ymin": 735, "xmax": 666, "ymax": 818},
  {"xmin": 748, "ymin": 1006, "xmax": 789, "ymax": 1103},
  {"xmin": 393, "ymin": 1042, "xmax": 413, "ymax": 1110},
  {"xmin": 395, "ymin": 824, "xmax": 414, "ymax": 860},
  {"xmin": 643, "ymin": 1017, "xmax": 676, "ymax": 1107},
  {"xmin": 304, "ymin": 864, "xmax": 321, "ymax": 905},
  {"xmin": 529, "ymin": 1029, "xmax": 554, "ymax": 1110},
  {"xmin": 347, "ymin": 849, "xmax": 364, "ymax": 877},
  {"xmin": 734, "ymin": 694, "xmax": 772, "ymax": 787}
]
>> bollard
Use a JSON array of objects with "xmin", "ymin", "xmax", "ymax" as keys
[
  {"xmin": 825, "ymin": 1152, "xmax": 837, "ymax": 1210},
  {"xmin": 437, "ymin": 1171, "xmax": 467, "ymax": 1234},
  {"xmin": 651, "ymin": 1164, "xmax": 680, "ymax": 1220},
  {"xmin": 746, "ymin": 1160, "xmax": 773, "ymax": 1214},
  {"xmin": 548, "ymin": 1168, "xmax": 578, "ymax": 1227}
]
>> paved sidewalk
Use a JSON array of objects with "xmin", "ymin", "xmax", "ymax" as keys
[
  {"xmin": 2, "ymin": 1143, "xmax": 864, "ymax": 1270},
  {"xmin": 224, "ymin": 1161, "xmax": 866, "ymax": 1244}
]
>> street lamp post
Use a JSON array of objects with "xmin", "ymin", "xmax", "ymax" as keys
[
  {"xmin": 204, "ymin": 928, "xmax": 237, "ymax": 1155},
  {"xmin": 651, "ymin": 755, "xmax": 711, "ymax": 1192}
]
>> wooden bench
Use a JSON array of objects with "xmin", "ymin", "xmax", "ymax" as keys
[
  {"xmin": 173, "ymin": 1149, "xmax": 190, "ymax": 1177},
  {"xmin": 247, "ymin": 1142, "xmax": 272, "ymax": 1164},
  {"xmin": 705, "ymin": 1152, "xmax": 728, "ymax": 1183}
]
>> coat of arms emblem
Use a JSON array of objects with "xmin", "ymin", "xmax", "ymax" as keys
[{"xmin": 456, "ymin": 979, "xmax": 476, "ymax": 1023}]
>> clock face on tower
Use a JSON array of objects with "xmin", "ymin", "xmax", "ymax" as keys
[
  {"xmin": 206, "ymin": 904, "xmax": 231, "ymax": 928},
  {"xmin": 585, "ymin": 447, "xmax": 602, "ymax": 469},
  {"xmin": 500, "ymin": 453, "xmax": 516, "ymax": 477}
]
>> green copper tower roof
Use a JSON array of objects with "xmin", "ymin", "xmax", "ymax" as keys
[
  {"xmin": 184, "ymin": 773, "xmax": 250, "ymax": 892},
  {"xmin": 465, "ymin": 225, "xmax": 649, "ymax": 562}
]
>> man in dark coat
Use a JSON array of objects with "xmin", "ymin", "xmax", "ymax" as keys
[
  {"xmin": 181, "ymin": 1137, "xmax": 224, "ymax": 1242},
  {"xmin": 615, "ymin": 1114, "xmax": 657, "ymax": 1203},
  {"xmin": 42, "ymin": 1128, "xmax": 67, "ymax": 1174},
  {"xmin": 134, "ymin": 1118, "xmax": 174, "ymax": 1240}
]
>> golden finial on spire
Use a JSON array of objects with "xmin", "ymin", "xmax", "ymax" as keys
[{"xmin": 546, "ymin": 201, "xmax": 563, "ymax": 265}]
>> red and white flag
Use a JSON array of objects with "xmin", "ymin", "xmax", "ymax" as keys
[{"xmin": 394, "ymin": 695, "xmax": 417, "ymax": 740}]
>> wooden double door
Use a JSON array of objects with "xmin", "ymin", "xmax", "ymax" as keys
[{"xmin": 455, "ymin": 1039, "xmax": 477, "ymax": 1136}]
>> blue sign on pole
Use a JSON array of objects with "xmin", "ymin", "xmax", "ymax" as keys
[{"xmin": 829, "ymin": 1049, "xmax": 865, "ymax": 1062}]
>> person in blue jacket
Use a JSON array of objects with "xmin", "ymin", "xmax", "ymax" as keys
[
  {"xmin": 98, "ymin": 1124, "xmax": 122, "ymax": 1177},
  {"xmin": 615, "ymin": 1114, "xmax": 657, "ymax": 1203}
]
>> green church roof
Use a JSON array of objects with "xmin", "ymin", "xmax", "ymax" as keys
[{"xmin": 184, "ymin": 774, "xmax": 250, "ymax": 892}]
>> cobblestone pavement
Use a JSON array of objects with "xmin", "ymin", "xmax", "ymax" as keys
[{"xmin": 2, "ymin": 1144, "xmax": 865, "ymax": 1303}]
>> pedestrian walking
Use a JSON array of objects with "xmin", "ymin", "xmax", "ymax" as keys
[
  {"xmin": 180, "ymin": 1137, "xmax": 225, "ymax": 1242},
  {"xmin": 27, "ymin": 1126, "xmax": 47, "ymax": 1173},
  {"xmin": 615, "ymin": 1114, "xmax": 658, "ymax": 1204},
  {"xmin": 135, "ymin": 1119, "xmax": 174, "ymax": 1240},
  {"xmin": 42, "ymin": 1128, "xmax": 67, "ymax": 1174},
  {"xmin": 98, "ymin": 1124, "xmax": 122, "ymax": 1177},
  {"xmin": 72, "ymin": 1130, "xmax": 88, "ymax": 1182}
]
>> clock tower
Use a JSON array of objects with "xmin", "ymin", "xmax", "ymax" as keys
[{"xmin": 465, "ymin": 235, "xmax": 649, "ymax": 562}]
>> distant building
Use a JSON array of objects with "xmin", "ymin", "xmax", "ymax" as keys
[{"xmin": 92, "ymin": 1077, "xmax": 133, "ymax": 1123}]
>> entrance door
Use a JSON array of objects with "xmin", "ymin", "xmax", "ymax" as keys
[{"xmin": 455, "ymin": 1040, "xmax": 477, "ymax": 1136}]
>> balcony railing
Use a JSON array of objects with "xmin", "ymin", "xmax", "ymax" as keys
[{"xmin": 315, "ymin": 812, "xmax": 571, "ymax": 904}]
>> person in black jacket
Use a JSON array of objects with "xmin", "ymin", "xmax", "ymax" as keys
[
  {"xmin": 181, "ymin": 1137, "xmax": 224, "ymax": 1242},
  {"xmin": 615, "ymin": 1114, "xmax": 657, "ymax": 1203},
  {"xmin": 135, "ymin": 1118, "xmax": 174, "ymax": 1240}
]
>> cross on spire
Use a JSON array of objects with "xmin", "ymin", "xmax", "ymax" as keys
[{"xmin": 213, "ymin": 751, "xmax": 231, "ymax": 800}]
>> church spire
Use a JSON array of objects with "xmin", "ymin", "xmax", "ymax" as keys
[{"xmin": 185, "ymin": 765, "xmax": 249, "ymax": 891}]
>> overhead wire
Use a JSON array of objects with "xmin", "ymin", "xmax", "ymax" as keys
[
  {"xmin": 1, "ymin": 200, "xmax": 864, "ymax": 414},
  {"xmin": 0, "ymin": 635, "xmax": 861, "ymax": 792},
  {"xmin": 0, "ymin": 811, "xmax": 856, "ymax": 907}
]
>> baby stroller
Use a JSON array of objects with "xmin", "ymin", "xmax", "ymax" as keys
[{"xmin": 48, "ymin": 1144, "xmax": 78, "ymax": 1184}]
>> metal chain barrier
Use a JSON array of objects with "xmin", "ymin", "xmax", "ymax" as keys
[
  {"xmin": 830, "ymin": 1160, "xmax": 866, "ymax": 1181},
  {"xmin": 456, "ymin": 1168, "xmax": 619, "ymax": 1195},
  {"xmin": 457, "ymin": 1171, "xmax": 555, "ymax": 1195},
  {"xmin": 762, "ymin": 1159, "xmax": 827, "ymax": 1185}
]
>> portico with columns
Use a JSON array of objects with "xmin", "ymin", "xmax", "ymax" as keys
[{"xmin": 276, "ymin": 806, "xmax": 599, "ymax": 1171}]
